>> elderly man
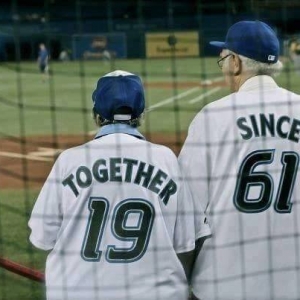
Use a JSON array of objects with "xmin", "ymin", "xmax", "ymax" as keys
[{"xmin": 179, "ymin": 20, "xmax": 300, "ymax": 300}]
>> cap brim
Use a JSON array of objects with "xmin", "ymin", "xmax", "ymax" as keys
[{"xmin": 209, "ymin": 41, "xmax": 226, "ymax": 48}]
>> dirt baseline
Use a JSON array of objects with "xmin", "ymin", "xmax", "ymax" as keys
[{"xmin": 0, "ymin": 132, "xmax": 187, "ymax": 190}]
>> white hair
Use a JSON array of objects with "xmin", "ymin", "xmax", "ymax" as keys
[{"xmin": 231, "ymin": 51, "xmax": 283, "ymax": 77}]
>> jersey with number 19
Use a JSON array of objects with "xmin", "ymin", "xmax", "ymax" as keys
[
  {"xmin": 179, "ymin": 76, "xmax": 300, "ymax": 300},
  {"xmin": 29, "ymin": 132, "xmax": 210, "ymax": 300}
]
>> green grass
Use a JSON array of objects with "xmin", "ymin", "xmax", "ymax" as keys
[
  {"xmin": 0, "ymin": 56, "xmax": 299, "ymax": 299},
  {"xmin": 0, "ymin": 189, "xmax": 46, "ymax": 300},
  {"xmin": 0, "ymin": 57, "xmax": 227, "ymax": 137},
  {"xmin": 1, "ymin": 57, "xmax": 298, "ymax": 138}
]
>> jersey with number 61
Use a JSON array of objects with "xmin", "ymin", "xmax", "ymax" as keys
[
  {"xmin": 29, "ymin": 132, "xmax": 210, "ymax": 300},
  {"xmin": 179, "ymin": 76, "xmax": 300, "ymax": 300}
]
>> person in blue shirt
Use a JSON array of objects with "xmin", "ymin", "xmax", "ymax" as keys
[{"xmin": 37, "ymin": 43, "xmax": 49, "ymax": 81}]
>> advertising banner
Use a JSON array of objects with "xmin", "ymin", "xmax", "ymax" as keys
[
  {"xmin": 72, "ymin": 33, "xmax": 127, "ymax": 60},
  {"xmin": 146, "ymin": 31, "xmax": 199, "ymax": 58}
]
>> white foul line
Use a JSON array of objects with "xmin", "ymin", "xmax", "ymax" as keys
[
  {"xmin": 87, "ymin": 87, "xmax": 199, "ymax": 135},
  {"xmin": 209, "ymin": 76, "xmax": 224, "ymax": 83},
  {"xmin": 88, "ymin": 77, "xmax": 224, "ymax": 135},
  {"xmin": 27, "ymin": 147, "xmax": 63, "ymax": 157},
  {"xmin": 0, "ymin": 147, "xmax": 63, "ymax": 162},
  {"xmin": 189, "ymin": 87, "xmax": 221, "ymax": 104},
  {"xmin": 0, "ymin": 151, "xmax": 53, "ymax": 162},
  {"xmin": 147, "ymin": 87, "xmax": 200, "ymax": 111}
]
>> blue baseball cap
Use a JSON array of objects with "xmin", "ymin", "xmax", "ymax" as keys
[
  {"xmin": 92, "ymin": 70, "xmax": 145, "ymax": 121},
  {"xmin": 210, "ymin": 20, "xmax": 279, "ymax": 63}
]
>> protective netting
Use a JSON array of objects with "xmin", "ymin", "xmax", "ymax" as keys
[{"xmin": 0, "ymin": 1, "xmax": 300, "ymax": 299}]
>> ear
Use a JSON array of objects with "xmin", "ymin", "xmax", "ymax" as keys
[
  {"xmin": 232, "ymin": 54, "xmax": 242, "ymax": 76},
  {"xmin": 95, "ymin": 114, "xmax": 102, "ymax": 126},
  {"xmin": 220, "ymin": 49, "xmax": 227, "ymax": 56},
  {"xmin": 91, "ymin": 112, "xmax": 102, "ymax": 127}
]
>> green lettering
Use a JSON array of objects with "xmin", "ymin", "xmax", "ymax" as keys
[
  {"xmin": 62, "ymin": 174, "xmax": 79, "ymax": 197},
  {"xmin": 123, "ymin": 158, "xmax": 138, "ymax": 182},
  {"xmin": 260, "ymin": 113, "xmax": 275, "ymax": 137},
  {"xmin": 250, "ymin": 115, "xmax": 260, "ymax": 137},
  {"xmin": 277, "ymin": 116, "xmax": 290, "ymax": 139},
  {"xmin": 110, "ymin": 158, "xmax": 122, "ymax": 182},
  {"xmin": 159, "ymin": 179, "xmax": 177, "ymax": 205},
  {"xmin": 76, "ymin": 166, "xmax": 92, "ymax": 188},
  {"xmin": 237, "ymin": 117, "xmax": 253, "ymax": 140},
  {"xmin": 134, "ymin": 162, "xmax": 154, "ymax": 188},
  {"xmin": 148, "ymin": 169, "xmax": 167, "ymax": 194},
  {"xmin": 93, "ymin": 159, "xmax": 108, "ymax": 183},
  {"xmin": 288, "ymin": 118, "xmax": 300, "ymax": 142}
]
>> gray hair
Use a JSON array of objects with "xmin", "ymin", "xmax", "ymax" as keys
[
  {"xmin": 92, "ymin": 108, "xmax": 144, "ymax": 128},
  {"xmin": 235, "ymin": 52, "xmax": 283, "ymax": 77}
]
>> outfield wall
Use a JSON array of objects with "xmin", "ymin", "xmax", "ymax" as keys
[{"xmin": 0, "ymin": 11, "xmax": 298, "ymax": 61}]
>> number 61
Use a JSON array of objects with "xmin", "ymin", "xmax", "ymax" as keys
[{"xmin": 233, "ymin": 150, "xmax": 299, "ymax": 213}]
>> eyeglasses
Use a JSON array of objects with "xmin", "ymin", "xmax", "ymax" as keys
[{"xmin": 217, "ymin": 54, "xmax": 233, "ymax": 69}]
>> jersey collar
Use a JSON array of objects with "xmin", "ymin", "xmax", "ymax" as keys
[
  {"xmin": 239, "ymin": 75, "xmax": 278, "ymax": 92},
  {"xmin": 94, "ymin": 123, "xmax": 145, "ymax": 140}
]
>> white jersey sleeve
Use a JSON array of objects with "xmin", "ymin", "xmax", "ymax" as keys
[
  {"xmin": 173, "ymin": 170, "xmax": 211, "ymax": 253},
  {"xmin": 28, "ymin": 155, "xmax": 63, "ymax": 250},
  {"xmin": 179, "ymin": 111, "xmax": 211, "ymax": 239}
]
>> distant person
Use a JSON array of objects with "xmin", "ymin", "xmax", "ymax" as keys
[
  {"xmin": 59, "ymin": 49, "xmax": 70, "ymax": 62},
  {"xmin": 28, "ymin": 70, "xmax": 211, "ymax": 300},
  {"xmin": 289, "ymin": 38, "xmax": 300, "ymax": 75},
  {"xmin": 37, "ymin": 43, "xmax": 49, "ymax": 81}
]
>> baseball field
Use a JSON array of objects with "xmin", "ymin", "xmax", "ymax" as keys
[{"xmin": 0, "ymin": 56, "xmax": 299, "ymax": 299}]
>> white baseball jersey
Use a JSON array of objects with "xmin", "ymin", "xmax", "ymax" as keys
[
  {"xmin": 179, "ymin": 75, "xmax": 300, "ymax": 300},
  {"xmin": 29, "ymin": 127, "xmax": 210, "ymax": 300}
]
